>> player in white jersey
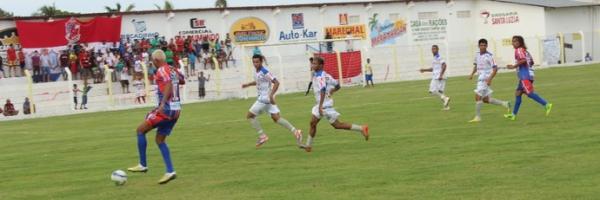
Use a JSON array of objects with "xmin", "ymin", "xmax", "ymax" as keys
[
  {"xmin": 468, "ymin": 39, "xmax": 511, "ymax": 122},
  {"xmin": 301, "ymin": 57, "xmax": 369, "ymax": 153},
  {"xmin": 420, "ymin": 45, "xmax": 451, "ymax": 110},
  {"xmin": 241, "ymin": 54, "xmax": 303, "ymax": 148}
]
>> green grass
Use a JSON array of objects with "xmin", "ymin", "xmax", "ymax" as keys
[{"xmin": 1, "ymin": 64, "xmax": 600, "ymax": 200}]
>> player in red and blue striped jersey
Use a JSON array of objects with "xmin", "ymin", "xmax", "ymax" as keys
[
  {"xmin": 504, "ymin": 36, "xmax": 553, "ymax": 121},
  {"xmin": 128, "ymin": 49, "xmax": 184, "ymax": 184}
]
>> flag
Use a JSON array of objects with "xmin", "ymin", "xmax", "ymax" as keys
[{"xmin": 16, "ymin": 16, "xmax": 122, "ymax": 53}]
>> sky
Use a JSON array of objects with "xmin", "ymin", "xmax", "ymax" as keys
[{"xmin": 0, "ymin": 0, "xmax": 387, "ymax": 16}]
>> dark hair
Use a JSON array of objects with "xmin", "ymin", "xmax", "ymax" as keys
[
  {"xmin": 432, "ymin": 45, "xmax": 439, "ymax": 49},
  {"xmin": 512, "ymin": 35, "xmax": 527, "ymax": 49},
  {"xmin": 478, "ymin": 39, "xmax": 488, "ymax": 45},
  {"xmin": 309, "ymin": 57, "xmax": 314, "ymax": 62},
  {"xmin": 252, "ymin": 54, "xmax": 264, "ymax": 61},
  {"xmin": 314, "ymin": 57, "xmax": 325, "ymax": 65}
]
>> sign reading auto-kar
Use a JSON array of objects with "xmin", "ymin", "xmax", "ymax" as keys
[{"xmin": 277, "ymin": 12, "xmax": 318, "ymax": 42}]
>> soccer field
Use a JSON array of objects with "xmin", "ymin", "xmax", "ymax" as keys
[{"xmin": 1, "ymin": 64, "xmax": 599, "ymax": 200}]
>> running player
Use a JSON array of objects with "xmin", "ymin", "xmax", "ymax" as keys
[
  {"xmin": 420, "ymin": 45, "xmax": 451, "ymax": 110},
  {"xmin": 468, "ymin": 39, "xmax": 511, "ymax": 122},
  {"xmin": 301, "ymin": 57, "xmax": 369, "ymax": 153},
  {"xmin": 241, "ymin": 54, "xmax": 303, "ymax": 148},
  {"xmin": 504, "ymin": 35, "xmax": 552, "ymax": 120},
  {"xmin": 128, "ymin": 49, "xmax": 184, "ymax": 184}
]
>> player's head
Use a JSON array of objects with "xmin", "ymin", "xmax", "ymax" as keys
[
  {"xmin": 367, "ymin": 58, "xmax": 371, "ymax": 63},
  {"xmin": 512, "ymin": 35, "xmax": 527, "ymax": 49},
  {"xmin": 252, "ymin": 54, "xmax": 264, "ymax": 69},
  {"xmin": 431, "ymin": 45, "xmax": 439, "ymax": 55},
  {"xmin": 73, "ymin": 84, "xmax": 77, "ymax": 88},
  {"xmin": 312, "ymin": 57, "xmax": 324, "ymax": 71},
  {"xmin": 200, "ymin": 71, "xmax": 204, "ymax": 76},
  {"xmin": 152, "ymin": 49, "xmax": 167, "ymax": 67},
  {"xmin": 478, "ymin": 39, "xmax": 488, "ymax": 52}
]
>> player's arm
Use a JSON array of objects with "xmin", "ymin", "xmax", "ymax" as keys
[
  {"xmin": 269, "ymin": 79, "xmax": 279, "ymax": 104},
  {"xmin": 439, "ymin": 63, "xmax": 447, "ymax": 80},
  {"xmin": 469, "ymin": 64, "xmax": 477, "ymax": 80},
  {"xmin": 507, "ymin": 49, "xmax": 527, "ymax": 69},
  {"xmin": 241, "ymin": 81, "xmax": 256, "ymax": 88},
  {"xmin": 318, "ymin": 89, "xmax": 326, "ymax": 116},
  {"xmin": 177, "ymin": 70, "xmax": 186, "ymax": 85},
  {"xmin": 487, "ymin": 66, "xmax": 498, "ymax": 86},
  {"xmin": 419, "ymin": 68, "xmax": 433, "ymax": 73}
]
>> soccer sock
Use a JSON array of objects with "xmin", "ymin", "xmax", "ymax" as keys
[
  {"xmin": 350, "ymin": 124, "xmax": 363, "ymax": 133},
  {"xmin": 489, "ymin": 98, "xmax": 508, "ymax": 107},
  {"xmin": 306, "ymin": 135, "xmax": 314, "ymax": 146},
  {"xmin": 475, "ymin": 101, "xmax": 483, "ymax": 118},
  {"xmin": 137, "ymin": 133, "xmax": 147, "ymax": 167},
  {"xmin": 158, "ymin": 142, "xmax": 174, "ymax": 173},
  {"xmin": 513, "ymin": 95, "xmax": 522, "ymax": 115},
  {"xmin": 276, "ymin": 118, "xmax": 297, "ymax": 133},
  {"xmin": 527, "ymin": 92, "xmax": 548, "ymax": 106},
  {"xmin": 248, "ymin": 117, "xmax": 264, "ymax": 135}
]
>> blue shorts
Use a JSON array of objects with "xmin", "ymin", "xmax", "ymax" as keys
[
  {"xmin": 365, "ymin": 74, "xmax": 373, "ymax": 81},
  {"xmin": 42, "ymin": 66, "xmax": 51, "ymax": 75},
  {"xmin": 145, "ymin": 109, "xmax": 180, "ymax": 135}
]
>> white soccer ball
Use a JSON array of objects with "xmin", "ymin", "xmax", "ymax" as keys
[{"xmin": 111, "ymin": 170, "xmax": 127, "ymax": 185}]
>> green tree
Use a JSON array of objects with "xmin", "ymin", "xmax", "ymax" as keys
[
  {"xmin": 0, "ymin": 8, "xmax": 14, "ymax": 17},
  {"xmin": 105, "ymin": 3, "xmax": 135, "ymax": 13},
  {"xmin": 215, "ymin": 0, "xmax": 228, "ymax": 8},
  {"xmin": 154, "ymin": 1, "xmax": 174, "ymax": 10},
  {"xmin": 32, "ymin": 3, "xmax": 77, "ymax": 17},
  {"xmin": 368, "ymin": 13, "xmax": 379, "ymax": 31}
]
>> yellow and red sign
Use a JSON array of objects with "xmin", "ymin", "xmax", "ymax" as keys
[
  {"xmin": 230, "ymin": 17, "xmax": 269, "ymax": 44},
  {"xmin": 324, "ymin": 24, "xmax": 367, "ymax": 39}
]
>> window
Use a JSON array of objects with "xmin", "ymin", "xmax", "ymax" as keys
[
  {"xmin": 457, "ymin": 10, "xmax": 471, "ymax": 18},
  {"xmin": 349, "ymin": 15, "xmax": 360, "ymax": 24},
  {"xmin": 418, "ymin": 12, "xmax": 438, "ymax": 20}
]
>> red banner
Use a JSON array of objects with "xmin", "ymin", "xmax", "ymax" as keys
[
  {"xmin": 16, "ymin": 16, "xmax": 122, "ymax": 48},
  {"xmin": 314, "ymin": 51, "xmax": 362, "ymax": 80}
]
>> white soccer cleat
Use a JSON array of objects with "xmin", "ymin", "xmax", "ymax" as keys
[
  {"xmin": 468, "ymin": 117, "xmax": 481, "ymax": 123},
  {"xmin": 127, "ymin": 164, "xmax": 148, "ymax": 173},
  {"xmin": 158, "ymin": 172, "xmax": 177, "ymax": 184}
]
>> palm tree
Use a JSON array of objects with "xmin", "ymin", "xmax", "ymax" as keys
[
  {"xmin": 154, "ymin": 0, "xmax": 174, "ymax": 10},
  {"xmin": 368, "ymin": 13, "xmax": 379, "ymax": 31},
  {"xmin": 105, "ymin": 3, "xmax": 135, "ymax": 13},
  {"xmin": 0, "ymin": 8, "xmax": 13, "ymax": 17},
  {"xmin": 32, "ymin": 3, "xmax": 76, "ymax": 17},
  {"xmin": 215, "ymin": 0, "xmax": 228, "ymax": 8}
]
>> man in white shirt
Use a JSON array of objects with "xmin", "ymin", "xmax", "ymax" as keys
[
  {"xmin": 420, "ymin": 45, "xmax": 451, "ymax": 110},
  {"xmin": 468, "ymin": 39, "xmax": 511, "ymax": 122}
]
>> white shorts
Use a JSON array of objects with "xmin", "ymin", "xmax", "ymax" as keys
[
  {"xmin": 474, "ymin": 81, "xmax": 493, "ymax": 97},
  {"xmin": 429, "ymin": 79, "xmax": 446, "ymax": 93},
  {"xmin": 312, "ymin": 105, "xmax": 340, "ymax": 124},
  {"xmin": 249, "ymin": 101, "xmax": 280, "ymax": 115}
]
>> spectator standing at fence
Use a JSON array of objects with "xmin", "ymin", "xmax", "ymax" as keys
[
  {"xmin": 325, "ymin": 32, "xmax": 333, "ymax": 53},
  {"xmin": 31, "ymin": 51, "xmax": 41, "ymax": 78},
  {"xmin": 49, "ymin": 50, "xmax": 59, "ymax": 81},
  {"xmin": 198, "ymin": 71, "xmax": 210, "ymax": 99},
  {"xmin": 365, "ymin": 58, "xmax": 374, "ymax": 87},
  {"xmin": 120, "ymin": 63, "xmax": 130, "ymax": 94},
  {"xmin": 80, "ymin": 84, "xmax": 91, "ymax": 110},
  {"xmin": 133, "ymin": 74, "xmax": 146, "ymax": 104},
  {"xmin": 3, "ymin": 99, "xmax": 19, "ymax": 116},
  {"xmin": 165, "ymin": 47, "xmax": 175, "ymax": 66},
  {"xmin": 73, "ymin": 84, "xmax": 81, "ymax": 110},
  {"xmin": 7, "ymin": 44, "xmax": 18, "ymax": 77},
  {"xmin": 0, "ymin": 54, "xmax": 4, "ymax": 78},
  {"xmin": 201, "ymin": 37, "xmax": 210, "ymax": 54},
  {"xmin": 188, "ymin": 49, "xmax": 197, "ymax": 76},
  {"xmin": 585, "ymin": 53, "xmax": 592, "ymax": 62},
  {"xmin": 40, "ymin": 50, "xmax": 51, "ymax": 82},
  {"xmin": 18, "ymin": 49, "xmax": 25, "ymax": 77},
  {"xmin": 23, "ymin": 97, "xmax": 31, "ymax": 115},
  {"xmin": 60, "ymin": 50, "xmax": 69, "ymax": 80},
  {"xmin": 95, "ymin": 53, "xmax": 105, "ymax": 83}
]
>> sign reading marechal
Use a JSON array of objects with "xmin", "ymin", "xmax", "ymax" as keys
[
  {"xmin": 324, "ymin": 24, "xmax": 367, "ymax": 39},
  {"xmin": 230, "ymin": 17, "xmax": 269, "ymax": 45}
]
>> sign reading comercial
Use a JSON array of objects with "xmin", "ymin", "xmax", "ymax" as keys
[
  {"xmin": 230, "ymin": 17, "xmax": 269, "ymax": 44},
  {"xmin": 324, "ymin": 24, "xmax": 366, "ymax": 39}
]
